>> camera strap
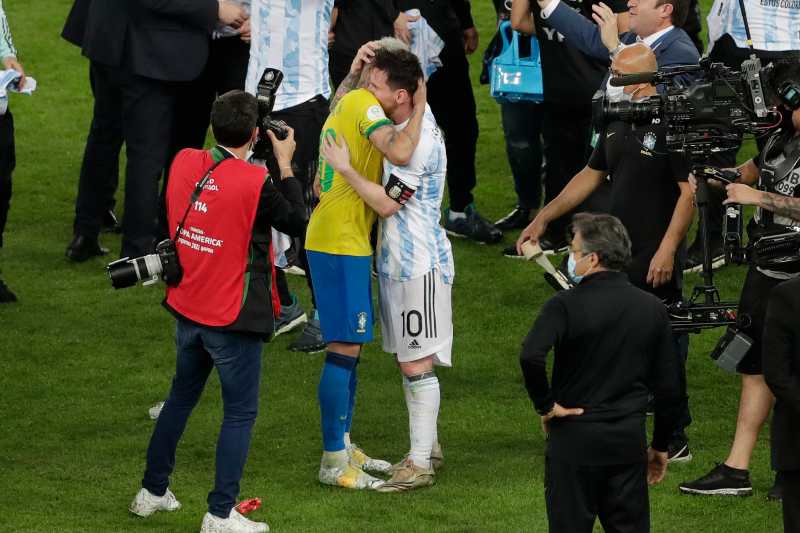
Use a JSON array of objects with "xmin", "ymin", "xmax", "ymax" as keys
[{"xmin": 172, "ymin": 156, "xmax": 231, "ymax": 243}]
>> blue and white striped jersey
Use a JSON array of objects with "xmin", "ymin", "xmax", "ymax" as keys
[
  {"xmin": 0, "ymin": 1, "xmax": 17, "ymax": 59},
  {"xmin": 708, "ymin": 0, "xmax": 800, "ymax": 52},
  {"xmin": 244, "ymin": 0, "xmax": 333, "ymax": 111},
  {"xmin": 377, "ymin": 105, "xmax": 454, "ymax": 284}
]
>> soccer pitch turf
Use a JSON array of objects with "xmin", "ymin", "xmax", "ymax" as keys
[{"xmin": 0, "ymin": 1, "xmax": 782, "ymax": 531}]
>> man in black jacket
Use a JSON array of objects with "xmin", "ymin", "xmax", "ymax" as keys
[
  {"xmin": 764, "ymin": 279, "xmax": 800, "ymax": 532},
  {"xmin": 65, "ymin": 0, "xmax": 248, "ymax": 261},
  {"xmin": 520, "ymin": 212, "xmax": 683, "ymax": 533}
]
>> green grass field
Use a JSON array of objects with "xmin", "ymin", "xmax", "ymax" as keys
[{"xmin": 0, "ymin": 1, "xmax": 782, "ymax": 531}]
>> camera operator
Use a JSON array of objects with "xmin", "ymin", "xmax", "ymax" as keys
[
  {"xmin": 763, "ymin": 278, "xmax": 800, "ymax": 531},
  {"xmin": 520, "ymin": 213, "xmax": 684, "ymax": 533},
  {"xmin": 680, "ymin": 59, "xmax": 800, "ymax": 500},
  {"xmin": 517, "ymin": 43, "xmax": 695, "ymax": 461},
  {"xmin": 681, "ymin": 0, "xmax": 800, "ymax": 274},
  {"xmin": 128, "ymin": 90, "xmax": 306, "ymax": 533}
]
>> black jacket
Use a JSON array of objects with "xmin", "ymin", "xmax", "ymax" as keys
[
  {"xmin": 81, "ymin": 0, "xmax": 217, "ymax": 81},
  {"xmin": 61, "ymin": 0, "xmax": 91, "ymax": 47},
  {"xmin": 520, "ymin": 271, "xmax": 684, "ymax": 459},
  {"xmin": 763, "ymin": 278, "xmax": 800, "ymax": 472},
  {"xmin": 331, "ymin": 0, "xmax": 398, "ymax": 58}
]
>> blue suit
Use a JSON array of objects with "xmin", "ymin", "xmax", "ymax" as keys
[{"xmin": 546, "ymin": 2, "xmax": 700, "ymax": 89}]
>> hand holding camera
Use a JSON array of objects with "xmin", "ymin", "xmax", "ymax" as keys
[{"xmin": 268, "ymin": 126, "xmax": 296, "ymax": 179}]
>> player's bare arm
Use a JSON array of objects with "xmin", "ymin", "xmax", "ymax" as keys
[
  {"xmin": 368, "ymin": 79, "xmax": 426, "ymax": 166},
  {"xmin": 320, "ymin": 132, "xmax": 408, "ymax": 218}
]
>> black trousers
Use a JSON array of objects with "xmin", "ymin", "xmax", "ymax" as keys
[
  {"xmin": 545, "ymin": 457, "xmax": 649, "ymax": 533},
  {"xmin": 542, "ymin": 102, "xmax": 608, "ymax": 239},
  {"xmin": 73, "ymin": 61, "xmax": 175, "ymax": 258},
  {"xmin": 427, "ymin": 47, "xmax": 479, "ymax": 212},
  {"xmin": 270, "ymin": 96, "xmax": 330, "ymax": 309},
  {"xmin": 0, "ymin": 110, "xmax": 14, "ymax": 248},
  {"xmin": 784, "ymin": 470, "xmax": 800, "ymax": 533}
]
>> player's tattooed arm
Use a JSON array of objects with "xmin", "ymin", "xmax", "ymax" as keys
[
  {"xmin": 759, "ymin": 191, "xmax": 800, "ymax": 220},
  {"xmin": 330, "ymin": 41, "xmax": 378, "ymax": 111},
  {"xmin": 330, "ymin": 70, "xmax": 360, "ymax": 112}
]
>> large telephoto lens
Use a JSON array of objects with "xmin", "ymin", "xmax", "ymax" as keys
[
  {"xmin": 106, "ymin": 254, "xmax": 163, "ymax": 289},
  {"xmin": 604, "ymin": 98, "xmax": 662, "ymax": 124}
]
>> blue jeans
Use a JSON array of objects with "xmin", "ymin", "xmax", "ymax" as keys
[
  {"xmin": 142, "ymin": 318, "xmax": 263, "ymax": 518},
  {"xmin": 500, "ymin": 100, "xmax": 544, "ymax": 210}
]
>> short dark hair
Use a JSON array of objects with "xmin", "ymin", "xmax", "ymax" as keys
[
  {"xmin": 569, "ymin": 213, "xmax": 632, "ymax": 271},
  {"xmin": 210, "ymin": 90, "xmax": 258, "ymax": 148},
  {"xmin": 372, "ymin": 47, "xmax": 423, "ymax": 95},
  {"xmin": 657, "ymin": 0, "xmax": 689, "ymax": 27}
]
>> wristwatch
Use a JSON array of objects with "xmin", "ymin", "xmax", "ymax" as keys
[{"xmin": 609, "ymin": 42, "xmax": 625, "ymax": 59}]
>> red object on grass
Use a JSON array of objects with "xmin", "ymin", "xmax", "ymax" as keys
[{"xmin": 235, "ymin": 497, "xmax": 262, "ymax": 515}]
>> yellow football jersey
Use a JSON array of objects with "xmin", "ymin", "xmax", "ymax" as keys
[{"xmin": 305, "ymin": 88, "xmax": 392, "ymax": 256}]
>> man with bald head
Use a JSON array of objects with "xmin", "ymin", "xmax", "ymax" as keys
[{"xmin": 518, "ymin": 42, "xmax": 695, "ymax": 461}]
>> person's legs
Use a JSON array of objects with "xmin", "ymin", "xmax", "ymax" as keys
[
  {"xmin": 725, "ymin": 374, "xmax": 775, "ymax": 469},
  {"xmin": 204, "ymin": 329, "xmax": 263, "ymax": 518},
  {"xmin": 72, "ymin": 63, "xmax": 124, "ymax": 246},
  {"xmin": 118, "ymin": 70, "xmax": 176, "ymax": 258},
  {"xmin": 142, "ymin": 319, "xmax": 214, "ymax": 496},
  {"xmin": 501, "ymin": 101, "xmax": 543, "ymax": 212},
  {"xmin": 545, "ymin": 458, "xmax": 599, "ymax": 533},
  {"xmin": 597, "ymin": 462, "xmax": 650, "ymax": 533},
  {"xmin": 0, "ymin": 110, "xmax": 15, "ymax": 302},
  {"xmin": 783, "ymin": 470, "xmax": 800, "ymax": 533}
]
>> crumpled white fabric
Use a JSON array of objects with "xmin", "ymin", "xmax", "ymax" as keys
[
  {"xmin": 0, "ymin": 69, "xmax": 36, "ymax": 115},
  {"xmin": 406, "ymin": 9, "xmax": 444, "ymax": 80}
]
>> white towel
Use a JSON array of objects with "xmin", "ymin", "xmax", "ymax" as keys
[
  {"xmin": 406, "ymin": 9, "xmax": 444, "ymax": 80},
  {"xmin": 0, "ymin": 69, "xmax": 36, "ymax": 115}
]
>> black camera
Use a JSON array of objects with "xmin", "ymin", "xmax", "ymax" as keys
[
  {"xmin": 106, "ymin": 238, "xmax": 183, "ymax": 289},
  {"xmin": 594, "ymin": 56, "xmax": 781, "ymax": 158},
  {"xmin": 252, "ymin": 68, "xmax": 291, "ymax": 161}
]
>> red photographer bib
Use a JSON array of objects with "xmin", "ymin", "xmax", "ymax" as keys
[{"xmin": 165, "ymin": 148, "xmax": 277, "ymax": 326}]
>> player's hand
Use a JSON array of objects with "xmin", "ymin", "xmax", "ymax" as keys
[
  {"xmin": 647, "ymin": 447, "xmax": 668, "ymax": 485},
  {"xmin": 591, "ymin": 3, "xmax": 621, "ymax": 53},
  {"xmin": 413, "ymin": 77, "xmax": 427, "ymax": 110},
  {"xmin": 540, "ymin": 403, "xmax": 584, "ymax": 435},
  {"xmin": 516, "ymin": 217, "xmax": 548, "ymax": 255},
  {"xmin": 268, "ymin": 127, "xmax": 296, "ymax": 172},
  {"xmin": 463, "ymin": 27, "xmax": 479, "ymax": 55},
  {"xmin": 350, "ymin": 41, "xmax": 378, "ymax": 77},
  {"xmin": 724, "ymin": 183, "xmax": 761, "ymax": 206},
  {"xmin": 320, "ymin": 131, "xmax": 352, "ymax": 175},
  {"xmin": 646, "ymin": 245, "xmax": 674, "ymax": 288},
  {"xmin": 394, "ymin": 11, "xmax": 420, "ymax": 44},
  {"xmin": 238, "ymin": 18, "xmax": 252, "ymax": 42},
  {"xmin": 2, "ymin": 56, "xmax": 25, "ymax": 89},
  {"xmin": 218, "ymin": 0, "xmax": 247, "ymax": 28}
]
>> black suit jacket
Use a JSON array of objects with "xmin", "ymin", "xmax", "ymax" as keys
[
  {"xmin": 763, "ymin": 277, "xmax": 800, "ymax": 472},
  {"xmin": 81, "ymin": 0, "xmax": 218, "ymax": 81},
  {"xmin": 62, "ymin": 0, "xmax": 91, "ymax": 47}
]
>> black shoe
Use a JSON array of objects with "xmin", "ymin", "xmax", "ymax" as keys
[
  {"xmin": 65, "ymin": 235, "xmax": 109, "ymax": 262},
  {"xmin": 0, "ymin": 278, "xmax": 17, "ymax": 303},
  {"xmin": 443, "ymin": 204, "xmax": 503, "ymax": 244},
  {"xmin": 494, "ymin": 206, "xmax": 531, "ymax": 231},
  {"xmin": 538, "ymin": 234, "xmax": 569, "ymax": 255},
  {"xmin": 683, "ymin": 238, "xmax": 725, "ymax": 273},
  {"xmin": 767, "ymin": 472, "xmax": 784, "ymax": 502},
  {"xmin": 502, "ymin": 244, "xmax": 525, "ymax": 259},
  {"xmin": 667, "ymin": 439, "xmax": 693, "ymax": 463},
  {"xmin": 679, "ymin": 463, "xmax": 753, "ymax": 496},
  {"xmin": 101, "ymin": 209, "xmax": 121, "ymax": 234}
]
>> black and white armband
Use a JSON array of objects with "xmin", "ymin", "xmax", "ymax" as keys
[{"xmin": 384, "ymin": 174, "xmax": 416, "ymax": 205}]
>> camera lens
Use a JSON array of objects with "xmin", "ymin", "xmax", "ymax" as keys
[{"xmin": 107, "ymin": 258, "xmax": 141, "ymax": 289}]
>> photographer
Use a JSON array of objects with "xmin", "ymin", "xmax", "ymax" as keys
[
  {"xmin": 517, "ymin": 43, "xmax": 695, "ymax": 461},
  {"xmin": 520, "ymin": 213, "xmax": 684, "ymax": 533},
  {"xmin": 680, "ymin": 60, "xmax": 800, "ymax": 499},
  {"xmin": 128, "ymin": 90, "xmax": 306, "ymax": 533}
]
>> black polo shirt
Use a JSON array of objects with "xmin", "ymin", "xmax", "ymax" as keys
[{"xmin": 588, "ymin": 120, "xmax": 690, "ymax": 303}]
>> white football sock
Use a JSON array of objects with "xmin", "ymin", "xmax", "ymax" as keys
[
  {"xmin": 404, "ymin": 373, "xmax": 440, "ymax": 469},
  {"xmin": 343, "ymin": 432, "xmax": 352, "ymax": 448},
  {"xmin": 321, "ymin": 449, "xmax": 348, "ymax": 469}
]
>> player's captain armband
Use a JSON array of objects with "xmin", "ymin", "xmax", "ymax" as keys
[{"xmin": 385, "ymin": 174, "xmax": 416, "ymax": 205}]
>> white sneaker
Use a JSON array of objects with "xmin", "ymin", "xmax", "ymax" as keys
[
  {"xmin": 200, "ymin": 509, "xmax": 269, "ymax": 533},
  {"xmin": 129, "ymin": 487, "xmax": 181, "ymax": 517},
  {"xmin": 148, "ymin": 401, "xmax": 165, "ymax": 420}
]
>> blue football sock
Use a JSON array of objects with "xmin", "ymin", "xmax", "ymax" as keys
[
  {"xmin": 318, "ymin": 352, "xmax": 358, "ymax": 452},
  {"xmin": 344, "ymin": 361, "xmax": 359, "ymax": 436}
]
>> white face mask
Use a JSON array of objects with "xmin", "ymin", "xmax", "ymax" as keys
[{"xmin": 606, "ymin": 83, "xmax": 626, "ymax": 102}]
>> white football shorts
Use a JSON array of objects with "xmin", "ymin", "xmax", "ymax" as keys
[{"xmin": 379, "ymin": 269, "xmax": 453, "ymax": 366}]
